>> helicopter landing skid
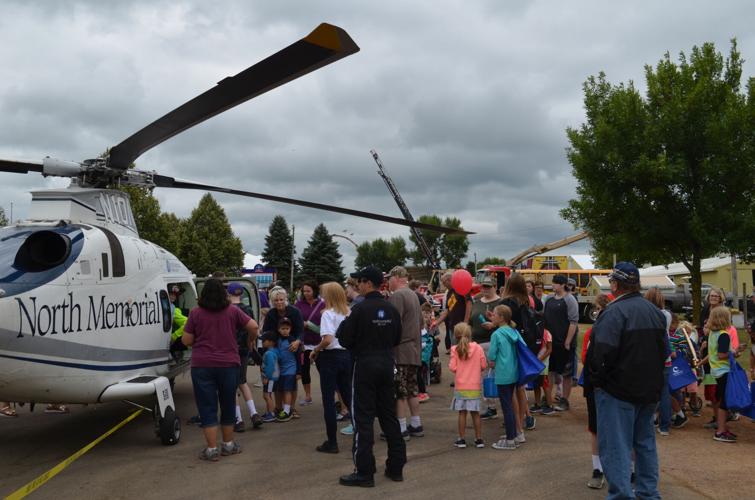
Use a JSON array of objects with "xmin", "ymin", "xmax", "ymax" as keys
[{"xmin": 99, "ymin": 375, "xmax": 180, "ymax": 445}]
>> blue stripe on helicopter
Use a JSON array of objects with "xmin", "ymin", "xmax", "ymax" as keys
[{"xmin": 0, "ymin": 353, "xmax": 170, "ymax": 371}]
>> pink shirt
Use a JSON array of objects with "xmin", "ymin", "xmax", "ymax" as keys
[
  {"xmin": 726, "ymin": 325, "xmax": 739, "ymax": 350},
  {"xmin": 449, "ymin": 342, "xmax": 487, "ymax": 391},
  {"xmin": 185, "ymin": 305, "xmax": 250, "ymax": 368}
]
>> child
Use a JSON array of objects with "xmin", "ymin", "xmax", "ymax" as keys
[
  {"xmin": 273, "ymin": 317, "xmax": 298, "ymax": 422},
  {"xmin": 260, "ymin": 332, "xmax": 280, "ymax": 423},
  {"xmin": 449, "ymin": 323, "xmax": 487, "ymax": 448},
  {"xmin": 531, "ymin": 327, "xmax": 553, "ymax": 415},
  {"xmin": 419, "ymin": 302, "xmax": 439, "ymax": 402},
  {"xmin": 670, "ymin": 320, "xmax": 701, "ymax": 420},
  {"xmin": 487, "ymin": 304, "xmax": 524, "ymax": 450},
  {"xmin": 699, "ymin": 307, "xmax": 736, "ymax": 442}
]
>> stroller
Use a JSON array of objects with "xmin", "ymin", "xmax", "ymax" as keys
[{"xmin": 674, "ymin": 325, "xmax": 703, "ymax": 414}]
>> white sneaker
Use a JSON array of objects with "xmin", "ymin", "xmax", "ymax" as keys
[
  {"xmin": 491, "ymin": 438, "xmax": 517, "ymax": 450},
  {"xmin": 515, "ymin": 432, "xmax": 526, "ymax": 444}
]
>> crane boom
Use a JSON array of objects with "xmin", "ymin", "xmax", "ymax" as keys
[
  {"xmin": 507, "ymin": 231, "xmax": 590, "ymax": 267},
  {"xmin": 370, "ymin": 149, "xmax": 440, "ymax": 269}
]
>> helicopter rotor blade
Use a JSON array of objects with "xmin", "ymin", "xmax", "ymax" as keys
[
  {"xmin": 152, "ymin": 175, "xmax": 473, "ymax": 235},
  {"xmin": 108, "ymin": 23, "xmax": 359, "ymax": 170},
  {"xmin": 0, "ymin": 159, "xmax": 43, "ymax": 175}
]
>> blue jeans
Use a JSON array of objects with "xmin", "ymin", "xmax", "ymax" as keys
[
  {"xmin": 191, "ymin": 366, "xmax": 239, "ymax": 428},
  {"xmin": 315, "ymin": 349, "xmax": 352, "ymax": 444},
  {"xmin": 497, "ymin": 383, "xmax": 517, "ymax": 440},
  {"xmin": 596, "ymin": 389, "xmax": 660, "ymax": 500},
  {"xmin": 658, "ymin": 367, "xmax": 672, "ymax": 432}
]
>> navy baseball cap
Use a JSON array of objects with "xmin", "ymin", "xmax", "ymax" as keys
[
  {"xmin": 552, "ymin": 275, "xmax": 568, "ymax": 285},
  {"xmin": 609, "ymin": 262, "xmax": 640, "ymax": 285},
  {"xmin": 260, "ymin": 331, "xmax": 278, "ymax": 343},
  {"xmin": 350, "ymin": 265, "xmax": 384, "ymax": 287},
  {"xmin": 227, "ymin": 282, "xmax": 244, "ymax": 296}
]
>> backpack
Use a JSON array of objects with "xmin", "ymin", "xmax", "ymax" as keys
[{"xmin": 518, "ymin": 302, "xmax": 544, "ymax": 354}]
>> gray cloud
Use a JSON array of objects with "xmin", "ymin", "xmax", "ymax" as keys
[{"xmin": 2, "ymin": 0, "xmax": 754, "ymax": 272}]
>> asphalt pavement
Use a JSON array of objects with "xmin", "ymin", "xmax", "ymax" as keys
[{"xmin": 1, "ymin": 363, "xmax": 752, "ymax": 499}]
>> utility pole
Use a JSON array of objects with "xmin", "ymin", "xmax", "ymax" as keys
[
  {"xmin": 290, "ymin": 224, "xmax": 295, "ymax": 292},
  {"xmin": 731, "ymin": 254, "xmax": 738, "ymax": 309}
]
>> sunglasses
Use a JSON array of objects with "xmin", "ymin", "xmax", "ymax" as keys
[{"xmin": 358, "ymin": 278, "xmax": 370, "ymax": 283}]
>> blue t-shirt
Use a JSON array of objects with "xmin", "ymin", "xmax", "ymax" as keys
[
  {"xmin": 487, "ymin": 325, "xmax": 522, "ymax": 385},
  {"xmin": 276, "ymin": 337, "xmax": 298, "ymax": 376},
  {"xmin": 262, "ymin": 349, "xmax": 280, "ymax": 381}
]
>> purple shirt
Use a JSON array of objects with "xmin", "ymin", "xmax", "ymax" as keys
[{"xmin": 185, "ymin": 305, "xmax": 250, "ymax": 368}]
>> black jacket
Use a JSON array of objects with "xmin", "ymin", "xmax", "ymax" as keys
[
  {"xmin": 337, "ymin": 291, "xmax": 402, "ymax": 357},
  {"xmin": 589, "ymin": 292, "xmax": 666, "ymax": 404}
]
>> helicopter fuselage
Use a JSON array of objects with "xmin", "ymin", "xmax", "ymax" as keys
[{"xmin": 0, "ymin": 186, "xmax": 194, "ymax": 403}]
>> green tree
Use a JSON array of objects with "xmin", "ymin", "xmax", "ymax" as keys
[
  {"xmin": 178, "ymin": 193, "xmax": 243, "ymax": 277},
  {"xmin": 0, "ymin": 207, "xmax": 7, "ymax": 226},
  {"xmin": 120, "ymin": 186, "xmax": 184, "ymax": 254},
  {"xmin": 464, "ymin": 256, "xmax": 507, "ymax": 275},
  {"xmin": 562, "ymin": 41, "xmax": 755, "ymax": 323},
  {"xmin": 355, "ymin": 237, "xmax": 409, "ymax": 271},
  {"xmin": 261, "ymin": 215, "xmax": 295, "ymax": 288},
  {"xmin": 440, "ymin": 217, "xmax": 470, "ymax": 268},
  {"xmin": 409, "ymin": 215, "xmax": 470, "ymax": 268},
  {"xmin": 297, "ymin": 223, "xmax": 345, "ymax": 285},
  {"xmin": 408, "ymin": 215, "xmax": 444, "ymax": 267}
]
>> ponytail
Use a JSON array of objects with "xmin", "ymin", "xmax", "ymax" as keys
[{"xmin": 454, "ymin": 323, "xmax": 472, "ymax": 360}]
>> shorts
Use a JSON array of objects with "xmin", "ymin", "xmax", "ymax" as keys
[
  {"xmin": 704, "ymin": 384, "xmax": 718, "ymax": 403},
  {"xmin": 190, "ymin": 366, "xmax": 238, "ymax": 428},
  {"xmin": 394, "ymin": 364, "xmax": 419, "ymax": 399},
  {"xmin": 274, "ymin": 374, "xmax": 297, "ymax": 393},
  {"xmin": 238, "ymin": 352, "xmax": 249, "ymax": 384},
  {"xmin": 451, "ymin": 397, "xmax": 481, "ymax": 412},
  {"xmin": 264, "ymin": 380, "xmax": 276, "ymax": 394},
  {"xmin": 549, "ymin": 343, "xmax": 574, "ymax": 376},
  {"xmin": 715, "ymin": 373, "xmax": 728, "ymax": 410}
]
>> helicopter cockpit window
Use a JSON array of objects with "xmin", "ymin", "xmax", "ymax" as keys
[{"xmin": 159, "ymin": 290, "xmax": 171, "ymax": 333}]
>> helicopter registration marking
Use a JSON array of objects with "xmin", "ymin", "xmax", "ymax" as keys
[{"xmin": 15, "ymin": 292, "xmax": 162, "ymax": 338}]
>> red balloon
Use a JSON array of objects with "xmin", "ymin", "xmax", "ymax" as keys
[{"xmin": 451, "ymin": 269, "xmax": 473, "ymax": 295}]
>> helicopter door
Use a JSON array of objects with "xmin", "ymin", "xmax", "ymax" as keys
[{"xmin": 193, "ymin": 277, "xmax": 260, "ymax": 322}]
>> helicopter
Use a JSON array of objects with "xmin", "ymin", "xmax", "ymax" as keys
[{"xmin": 0, "ymin": 23, "xmax": 470, "ymax": 445}]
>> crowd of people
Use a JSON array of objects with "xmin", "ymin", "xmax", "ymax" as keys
[{"xmin": 171, "ymin": 261, "xmax": 754, "ymax": 495}]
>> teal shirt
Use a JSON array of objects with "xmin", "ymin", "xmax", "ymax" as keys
[{"xmin": 487, "ymin": 325, "xmax": 522, "ymax": 385}]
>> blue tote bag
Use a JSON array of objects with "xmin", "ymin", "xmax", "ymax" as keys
[
  {"xmin": 725, "ymin": 353, "xmax": 752, "ymax": 411},
  {"xmin": 483, "ymin": 369, "xmax": 499, "ymax": 398},
  {"xmin": 744, "ymin": 382, "xmax": 755, "ymax": 419},
  {"xmin": 668, "ymin": 355, "xmax": 697, "ymax": 392},
  {"xmin": 516, "ymin": 339, "xmax": 545, "ymax": 386}
]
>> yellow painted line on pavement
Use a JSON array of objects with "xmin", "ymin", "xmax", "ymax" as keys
[{"xmin": 4, "ymin": 409, "xmax": 143, "ymax": 500}]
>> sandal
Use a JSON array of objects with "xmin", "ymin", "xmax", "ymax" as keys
[{"xmin": 0, "ymin": 404, "xmax": 18, "ymax": 417}]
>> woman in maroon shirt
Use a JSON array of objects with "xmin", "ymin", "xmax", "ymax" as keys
[
  {"xmin": 183, "ymin": 279, "xmax": 258, "ymax": 461},
  {"xmin": 295, "ymin": 281, "xmax": 325, "ymax": 405}
]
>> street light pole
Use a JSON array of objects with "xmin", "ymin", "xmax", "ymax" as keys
[
  {"xmin": 331, "ymin": 233, "xmax": 358, "ymax": 250},
  {"xmin": 290, "ymin": 224, "xmax": 295, "ymax": 292}
]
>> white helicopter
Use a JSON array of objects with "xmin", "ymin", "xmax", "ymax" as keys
[{"xmin": 0, "ymin": 23, "xmax": 469, "ymax": 445}]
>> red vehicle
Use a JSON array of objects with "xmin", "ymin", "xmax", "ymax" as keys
[{"xmin": 473, "ymin": 265, "xmax": 513, "ymax": 295}]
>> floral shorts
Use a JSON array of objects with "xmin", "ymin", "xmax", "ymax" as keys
[{"xmin": 394, "ymin": 364, "xmax": 419, "ymax": 399}]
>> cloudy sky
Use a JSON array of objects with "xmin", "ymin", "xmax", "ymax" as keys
[{"xmin": 1, "ymin": 1, "xmax": 753, "ymax": 271}]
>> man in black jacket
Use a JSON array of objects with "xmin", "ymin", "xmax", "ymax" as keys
[
  {"xmin": 589, "ymin": 262, "xmax": 666, "ymax": 500},
  {"xmin": 337, "ymin": 265, "xmax": 406, "ymax": 487}
]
